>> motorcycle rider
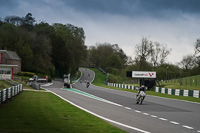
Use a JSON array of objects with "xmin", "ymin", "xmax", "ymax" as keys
[
  {"xmin": 137, "ymin": 85, "xmax": 146, "ymax": 97},
  {"xmin": 86, "ymin": 81, "xmax": 90, "ymax": 88}
]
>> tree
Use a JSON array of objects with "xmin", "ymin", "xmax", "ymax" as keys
[
  {"xmin": 194, "ymin": 38, "xmax": 200, "ymax": 67},
  {"xmin": 134, "ymin": 37, "xmax": 153, "ymax": 70},
  {"xmin": 195, "ymin": 38, "xmax": 200, "ymax": 53},
  {"xmin": 150, "ymin": 42, "xmax": 171, "ymax": 70},
  {"xmin": 88, "ymin": 43, "xmax": 128, "ymax": 70},
  {"xmin": 52, "ymin": 23, "xmax": 87, "ymax": 76},
  {"xmin": 179, "ymin": 54, "xmax": 195, "ymax": 70},
  {"xmin": 0, "ymin": 23, "xmax": 20, "ymax": 50},
  {"xmin": 21, "ymin": 13, "xmax": 36, "ymax": 31},
  {"xmin": 88, "ymin": 43, "xmax": 114, "ymax": 68},
  {"xmin": 4, "ymin": 15, "xmax": 23, "ymax": 26},
  {"xmin": 105, "ymin": 54, "xmax": 122, "ymax": 69},
  {"xmin": 159, "ymin": 44, "xmax": 171, "ymax": 65},
  {"xmin": 112, "ymin": 44, "xmax": 128, "ymax": 67},
  {"xmin": 1, "ymin": 13, "xmax": 88, "ymax": 77},
  {"xmin": 134, "ymin": 37, "xmax": 171, "ymax": 71},
  {"xmin": 156, "ymin": 64, "xmax": 181, "ymax": 80}
]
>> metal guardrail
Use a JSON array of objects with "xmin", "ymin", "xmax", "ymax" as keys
[
  {"xmin": 30, "ymin": 82, "xmax": 40, "ymax": 90},
  {"xmin": 0, "ymin": 84, "xmax": 23, "ymax": 104}
]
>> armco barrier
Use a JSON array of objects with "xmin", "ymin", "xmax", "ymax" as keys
[
  {"xmin": 107, "ymin": 82, "xmax": 137, "ymax": 90},
  {"xmin": 0, "ymin": 84, "xmax": 23, "ymax": 104},
  {"xmin": 154, "ymin": 87, "xmax": 200, "ymax": 98}
]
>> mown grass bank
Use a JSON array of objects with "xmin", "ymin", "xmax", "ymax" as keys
[
  {"xmin": 0, "ymin": 91, "xmax": 126, "ymax": 133},
  {"xmin": 0, "ymin": 80, "xmax": 11, "ymax": 90},
  {"xmin": 90, "ymin": 68, "xmax": 200, "ymax": 103},
  {"xmin": 159, "ymin": 74, "xmax": 200, "ymax": 90}
]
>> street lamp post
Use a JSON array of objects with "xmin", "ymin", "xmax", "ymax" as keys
[{"xmin": 166, "ymin": 67, "xmax": 168, "ymax": 83}]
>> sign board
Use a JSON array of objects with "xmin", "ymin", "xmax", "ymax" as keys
[{"xmin": 132, "ymin": 71, "xmax": 156, "ymax": 78}]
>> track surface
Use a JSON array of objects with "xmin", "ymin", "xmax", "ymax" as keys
[{"xmin": 43, "ymin": 68, "xmax": 200, "ymax": 133}]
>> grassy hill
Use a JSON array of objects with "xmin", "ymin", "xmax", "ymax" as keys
[{"xmin": 161, "ymin": 75, "xmax": 200, "ymax": 90}]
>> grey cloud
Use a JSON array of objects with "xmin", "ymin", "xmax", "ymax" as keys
[{"xmin": 61, "ymin": 0, "xmax": 200, "ymax": 18}]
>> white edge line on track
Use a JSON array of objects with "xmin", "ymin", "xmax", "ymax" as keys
[
  {"xmin": 182, "ymin": 125, "xmax": 194, "ymax": 130},
  {"xmin": 46, "ymin": 89, "xmax": 151, "ymax": 133}
]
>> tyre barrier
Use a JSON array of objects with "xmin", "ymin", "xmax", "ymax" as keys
[
  {"xmin": 107, "ymin": 82, "xmax": 137, "ymax": 90},
  {"xmin": 107, "ymin": 82, "xmax": 200, "ymax": 98},
  {"xmin": 154, "ymin": 87, "xmax": 200, "ymax": 98},
  {"xmin": 0, "ymin": 84, "xmax": 23, "ymax": 104}
]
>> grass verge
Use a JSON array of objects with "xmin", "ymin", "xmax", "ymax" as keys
[
  {"xmin": 89, "ymin": 68, "xmax": 200, "ymax": 103},
  {"xmin": 0, "ymin": 91, "xmax": 126, "ymax": 133},
  {"xmin": 0, "ymin": 80, "xmax": 11, "ymax": 90}
]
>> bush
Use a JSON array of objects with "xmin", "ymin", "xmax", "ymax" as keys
[{"xmin": 18, "ymin": 72, "xmax": 35, "ymax": 77}]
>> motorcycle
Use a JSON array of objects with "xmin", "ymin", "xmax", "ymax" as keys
[
  {"xmin": 136, "ymin": 91, "xmax": 146, "ymax": 105},
  {"xmin": 86, "ymin": 82, "xmax": 90, "ymax": 88}
]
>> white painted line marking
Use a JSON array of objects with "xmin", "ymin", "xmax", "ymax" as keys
[
  {"xmin": 47, "ymin": 89, "xmax": 151, "ymax": 133},
  {"xmin": 143, "ymin": 113, "xmax": 149, "ymax": 116},
  {"xmin": 159, "ymin": 118, "xmax": 168, "ymax": 121},
  {"xmin": 182, "ymin": 125, "xmax": 194, "ymax": 130},
  {"xmin": 170, "ymin": 121, "xmax": 180, "ymax": 125},
  {"xmin": 125, "ymin": 107, "xmax": 132, "ymax": 110},
  {"xmin": 150, "ymin": 115, "xmax": 158, "ymax": 118},
  {"xmin": 197, "ymin": 130, "xmax": 200, "ymax": 132},
  {"xmin": 135, "ymin": 110, "xmax": 141, "ymax": 113}
]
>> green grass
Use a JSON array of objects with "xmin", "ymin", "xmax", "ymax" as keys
[
  {"xmin": 160, "ymin": 74, "xmax": 200, "ymax": 90},
  {"xmin": 15, "ymin": 75, "xmax": 31, "ymax": 81},
  {"xmin": 160, "ymin": 82, "xmax": 200, "ymax": 90},
  {"xmin": 0, "ymin": 91, "xmax": 126, "ymax": 133},
  {"xmin": 89, "ymin": 68, "xmax": 107, "ymax": 86},
  {"xmin": 0, "ymin": 80, "xmax": 11, "ymax": 90},
  {"xmin": 89, "ymin": 68, "xmax": 200, "ymax": 103}
]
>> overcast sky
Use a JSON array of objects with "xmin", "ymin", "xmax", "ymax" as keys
[{"xmin": 1, "ymin": 0, "xmax": 200, "ymax": 64}]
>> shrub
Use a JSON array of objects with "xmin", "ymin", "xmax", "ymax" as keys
[{"xmin": 18, "ymin": 72, "xmax": 35, "ymax": 77}]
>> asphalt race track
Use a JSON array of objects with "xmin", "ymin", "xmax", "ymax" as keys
[{"xmin": 43, "ymin": 68, "xmax": 200, "ymax": 133}]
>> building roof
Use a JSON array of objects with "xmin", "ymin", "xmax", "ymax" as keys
[{"xmin": 0, "ymin": 50, "xmax": 21, "ymax": 60}]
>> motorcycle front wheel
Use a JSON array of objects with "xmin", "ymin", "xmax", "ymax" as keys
[{"xmin": 139, "ymin": 97, "xmax": 144, "ymax": 105}]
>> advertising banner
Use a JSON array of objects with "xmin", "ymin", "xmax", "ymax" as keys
[{"xmin": 132, "ymin": 71, "xmax": 156, "ymax": 78}]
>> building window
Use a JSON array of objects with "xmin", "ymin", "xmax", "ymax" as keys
[{"xmin": 0, "ymin": 70, "xmax": 3, "ymax": 74}]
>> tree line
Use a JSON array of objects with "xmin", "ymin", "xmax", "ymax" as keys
[
  {"xmin": 85, "ymin": 37, "xmax": 200, "ymax": 82},
  {"xmin": 1, "ymin": 13, "xmax": 200, "ymax": 81},
  {"xmin": 0, "ymin": 13, "xmax": 87, "ymax": 78}
]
